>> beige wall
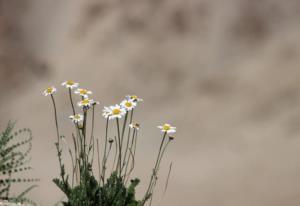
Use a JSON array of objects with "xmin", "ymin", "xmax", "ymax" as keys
[{"xmin": 1, "ymin": 0, "xmax": 300, "ymax": 205}]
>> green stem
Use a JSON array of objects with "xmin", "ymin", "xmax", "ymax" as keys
[
  {"xmin": 96, "ymin": 139, "xmax": 101, "ymax": 184},
  {"xmin": 88, "ymin": 105, "xmax": 96, "ymax": 159},
  {"xmin": 50, "ymin": 94, "xmax": 66, "ymax": 185},
  {"xmin": 50, "ymin": 94, "xmax": 60, "ymax": 143},
  {"xmin": 149, "ymin": 139, "xmax": 171, "ymax": 195},
  {"xmin": 101, "ymin": 117, "xmax": 109, "ymax": 184},
  {"xmin": 123, "ymin": 129, "xmax": 136, "ymax": 181},
  {"xmin": 143, "ymin": 132, "xmax": 167, "ymax": 201},
  {"xmin": 116, "ymin": 118, "xmax": 122, "ymax": 176},
  {"xmin": 122, "ymin": 109, "xmax": 134, "ymax": 172},
  {"xmin": 68, "ymin": 88, "xmax": 76, "ymax": 115},
  {"xmin": 111, "ymin": 136, "xmax": 118, "ymax": 174}
]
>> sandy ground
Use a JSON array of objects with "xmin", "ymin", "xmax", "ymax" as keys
[{"xmin": 2, "ymin": 0, "xmax": 300, "ymax": 205}]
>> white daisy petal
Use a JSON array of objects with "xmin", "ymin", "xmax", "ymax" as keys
[
  {"xmin": 158, "ymin": 123, "xmax": 176, "ymax": 134},
  {"xmin": 62, "ymin": 80, "xmax": 79, "ymax": 89},
  {"xmin": 120, "ymin": 99, "xmax": 137, "ymax": 111},
  {"xmin": 102, "ymin": 104, "xmax": 126, "ymax": 120},
  {"xmin": 43, "ymin": 86, "xmax": 57, "ymax": 96},
  {"xmin": 75, "ymin": 88, "xmax": 92, "ymax": 98},
  {"xmin": 78, "ymin": 98, "xmax": 94, "ymax": 108},
  {"xmin": 126, "ymin": 95, "xmax": 143, "ymax": 102},
  {"xmin": 69, "ymin": 114, "xmax": 84, "ymax": 123}
]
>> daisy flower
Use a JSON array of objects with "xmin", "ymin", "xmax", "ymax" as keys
[
  {"xmin": 126, "ymin": 95, "xmax": 143, "ymax": 102},
  {"xmin": 74, "ymin": 88, "xmax": 92, "ymax": 97},
  {"xmin": 43, "ymin": 86, "xmax": 57, "ymax": 96},
  {"xmin": 121, "ymin": 98, "xmax": 137, "ymax": 111},
  {"xmin": 102, "ymin": 104, "xmax": 126, "ymax": 120},
  {"xmin": 129, "ymin": 123, "xmax": 140, "ymax": 130},
  {"xmin": 69, "ymin": 114, "xmax": 84, "ymax": 123},
  {"xmin": 61, "ymin": 80, "xmax": 79, "ymax": 89},
  {"xmin": 157, "ymin": 123, "xmax": 176, "ymax": 134},
  {"xmin": 78, "ymin": 98, "xmax": 94, "ymax": 108}
]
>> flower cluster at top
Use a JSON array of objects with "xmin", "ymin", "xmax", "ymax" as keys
[{"xmin": 43, "ymin": 81, "xmax": 176, "ymax": 135}]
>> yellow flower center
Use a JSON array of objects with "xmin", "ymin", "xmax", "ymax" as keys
[
  {"xmin": 125, "ymin": 102, "xmax": 132, "ymax": 107},
  {"xmin": 131, "ymin": 95, "xmax": 138, "ymax": 100},
  {"xmin": 67, "ymin": 80, "xmax": 74, "ymax": 85},
  {"xmin": 74, "ymin": 115, "xmax": 81, "ymax": 119},
  {"xmin": 163, "ymin": 124, "xmax": 170, "ymax": 131},
  {"xmin": 46, "ymin": 87, "xmax": 53, "ymax": 93},
  {"xmin": 80, "ymin": 89, "xmax": 88, "ymax": 95},
  {"xmin": 82, "ymin": 99, "xmax": 90, "ymax": 105},
  {"xmin": 112, "ymin": 109, "xmax": 121, "ymax": 115}
]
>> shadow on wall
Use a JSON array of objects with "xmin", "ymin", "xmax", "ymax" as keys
[{"xmin": 0, "ymin": 0, "xmax": 49, "ymax": 103}]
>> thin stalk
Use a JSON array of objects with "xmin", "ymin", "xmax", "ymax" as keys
[
  {"xmin": 125, "ymin": 130, "xmax": 138, "ymax": 184},
  {"xmin": 72, "ymin": 133, "xmax": 80, "ymax": 181},
  {"xmin": 68, "ymin": 88, "xmax": 76, "ymax": 115},
  {"xmin": 101, "ymin": 118, "xmax": 109, "ymax": 184},
  {"xmin": 50, "ymin": 94, "xmax": 66, "ymax": 184},
  {"xmin": 122, "ymin": 110, "xmax": 134, "ymax": 169},
  {"xmin": 124, "ymin": 148, "xmax": 135, "ymax": 184},
  {"xmin": 82, "ymin": 107, "xmax": 88, "ymax": 175},
  {"xmin": 149, "ymin": 140, "xmax": 171, "ymax": 197},
  {"xmin": 143, "ymin": 132, "xmax": 167, "ymax": 201},
  {"xmin": 69, "ymin": 88, "xmax": 83, "ymax": 168},
  {"xmin": 69, "ymin": 149, "xmax": 75, "ymax": 187},
  {"xmin": 156, "ymin": 140, "xmax": 171, "ymax": 173},
  {"xmin": 96, "ymin": 139, "xmax": 101, "ymax": 184},
  {"xmin": 163, "ymin": 162, "xmax": 173, "ymax": 198},
  {"xmin": 149, "ymin": 182, "xmax": 156, "ymax": 206},
  {"xmin": 102, "ymin": 142, "xmax": 113, "ymax": 180},
  {"xmin": 121, "ymin": 112, "xmax": 129, "ymax": 148},
  {"xmin": 123, "ymin": 129, "xmax": 136, "ymax": 180},
  {"xmin": 111, "ymin": 135, "xmax": 118, "ymax": 173},
  {"xmin": 50, "ymin": 94, "xmax": 60, "ymax": 143},
  {"xmin": 116, "ymin": 118, "xmax": 122, "ymax": 176},
  {"xmin": 148, "ymin": 139, "xmax": 171, "ymax": 203},
  {"xmin": 90, "ymin": 137, "xmax": 95, "ymax": 166},
  {"xmin": 88, "ymin": 105, "xmax": 95, "ymax": 156}
]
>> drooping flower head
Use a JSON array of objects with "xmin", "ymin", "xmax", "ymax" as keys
[
  {"xmin": 126, "ymin": 95, "xmax": 143, "ymax": 102},
  {"xmin": 69, "ymin": 114, "xmax": 84, "ymax": 123},
  {"xmin": 102, "ymin": 104, "xmax": 126, "ymax": 120},
  {"xmin": 121, "ymin": 98, "xmax": 137, "ymax": 111},
  {"xmin": 78, "ymin": 98, "xmax": 94, "ymax": 108},
  {"xmin": 43, "ymin": 86, "xmax": 57, "ymax": 96},
  {"xmin": 169, "ymin": 136, "xmax": 175, "ymax": 140},
  {"xmin": 129, "ymin": 123, "xmax": 140, "ymax": 130},
  {"xmin": 75, "ymin": 88, "xmax": 92, "ymax": 98},
  {"xmin": 62, "ymin": 80, "xmax": 79, "ymax": 89},
  {"xmin": 158, "ymin": 123, "xmax": 176, "ymax": 134}
]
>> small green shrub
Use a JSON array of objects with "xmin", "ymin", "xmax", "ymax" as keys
[{"xmin": 44, "ymin": 81, "xmax": 176, "ymax": 206}]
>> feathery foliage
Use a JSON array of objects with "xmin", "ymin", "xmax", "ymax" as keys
[{"xmin": 0, "ymin": 122, "xmax": 38, "ymax": 205}]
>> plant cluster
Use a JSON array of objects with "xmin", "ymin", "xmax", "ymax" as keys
[
  {"xmin": 0, "ymin": 122, "xmax": 38, "ymax": 205},
  {"xmin": 43, "ymin": 81, "xmax": 176, "ymax": 206}
]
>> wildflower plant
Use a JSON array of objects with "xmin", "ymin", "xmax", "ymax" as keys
[
  {"xmin": 0, "ymin": 122, "xmax": 38, "ymax": 205},
  {"xmin": 44, "ymin": 81, "xmax": 176, "ymax": 206}
]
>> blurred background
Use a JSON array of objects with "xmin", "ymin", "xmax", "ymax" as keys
[{"xmin": 1, "ymin": 0, "xmax": 300, "ymax": 205}]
